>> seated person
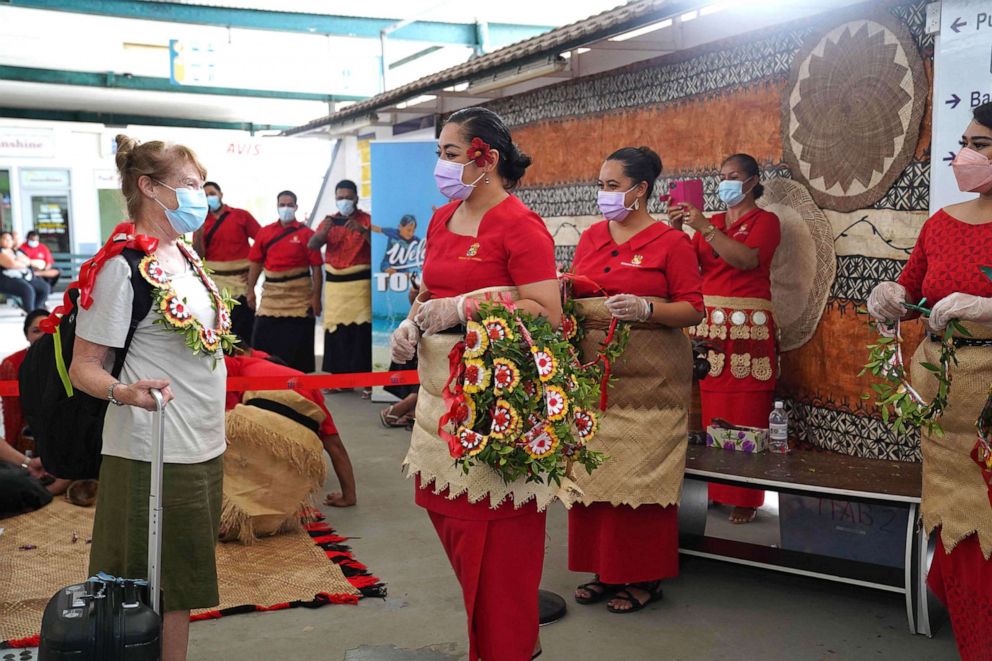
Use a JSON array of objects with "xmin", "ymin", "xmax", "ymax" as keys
[
  {"xmin": 0, "ymin": 231, "xmax": 50, "ymax": 313},
  {"xmin": 0, "ymin": 436, "xmax": 70, "ymax": 518},
  {"xmin": 225, "ymin": 348, "xmax": 357, "ymax": 507},
  {"xmin": 1, "ymin": 309, "xmax": 49, "ymax": 453},
  {"xmin": 18, "ymin": 230, "xmax": 61, "ymax": 288}
]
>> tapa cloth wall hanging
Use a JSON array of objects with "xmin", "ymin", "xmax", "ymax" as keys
[{"xmin": 781, "ymin": 14, "xmax": 927, "ymax": 212}]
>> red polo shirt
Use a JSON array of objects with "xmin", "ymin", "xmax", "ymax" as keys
[
  {"xmin": 421, "ymin": 196, "xmax": 556, "ymax": 298},
  {"xmin": 17, "ymin": 242, "xmax": 54, "ymax": 268},
  {"xmin": 201, "ymin": 205, "xmax": 261, "ymax": 262},
  {"xmin": 0, "ymin": 348, "xmax": 26, "ymax": 448},
  {"xmin": 248, "ymin": 220, "xmax": 321, "ymax": 272},
  {"xmin": 691, "ymin": 208, "xmax": 780, "ymax": 299},
  {"xmin": 571, "ymin": 220, "xmax": 703, "ymax": 311},
  {"xmin": 317, "ymin": 209, "xmax": 372, "ymax": 270}
]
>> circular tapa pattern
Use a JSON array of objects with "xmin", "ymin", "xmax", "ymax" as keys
[
  {"xmin": 758, "ymin": 178, "xmax": 836, "ymax": 352},
  {"xmin": 782, "ymin": 14, "xmax": 927, "ymax": 212}
]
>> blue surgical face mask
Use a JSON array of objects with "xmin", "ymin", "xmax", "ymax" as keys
[
  {"xmin": 336, "ymin": 198, "xmax": 356, "ymax": 217},
  {"xmin": 717, "ymin": 177, "xmax": 754, "ymax": 208},
  {"xmin": 206, "ymin": 195, "xmax": 221, "ymax": 212},
  {"xmin": 277, "ymin": 206, "xmax": 296, "ymax": 223},
  {"xmin": 153, "ymin": 180, "xmax": 208, "ymax": 233}
]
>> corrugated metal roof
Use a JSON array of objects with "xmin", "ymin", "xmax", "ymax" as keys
[{"xmin": 284, "ymin": 0, "xmax": 704, "ymax": 135}]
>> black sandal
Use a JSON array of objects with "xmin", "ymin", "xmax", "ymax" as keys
[
  {"xmin": 606, "ymin": 580, "xmax": 663, "ymax": 614},
  {"xmin": 574, "ymin": 576, "xmax": 616, "ymax": 605}
]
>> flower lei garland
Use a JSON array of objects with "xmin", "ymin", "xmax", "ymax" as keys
[
  {"xmin": 138, "ymin": 244, "xmax": 239, "ymax": 365},
  {"xmin": 438, "ymin": 300, "xmax": 598, "ymax": 486},
  {"xmin": 860, "ymin": 308, "xmax": 963, "ymax": 437}
]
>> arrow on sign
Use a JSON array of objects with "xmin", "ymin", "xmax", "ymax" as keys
[
  {"xmin": 946, "ymin": 93, "xmax": 961, "ymax": 108},
  {"xmin": 950, "ymin": 17, "xmax": 967, "ymax": 33},
  {"xmin": 943, "ymin": 151, "xmax": 956, "ymax": 165}
]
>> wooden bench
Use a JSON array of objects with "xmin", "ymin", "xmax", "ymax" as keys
[
  {"xmin": 51, "ymin": 253, "xmax": 90, "ymax": 290},
  {"xmin": 678, "ymin": 444, "xmax": 939, "ymax": 636}
]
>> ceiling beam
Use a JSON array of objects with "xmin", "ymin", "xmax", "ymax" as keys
[
  {"xmin": 6, "ymin": 0, "xmax": 553, "ymax": 47},
  {"xmin": 0, "ymin": 65, "xmax": 366, "ymax": 103},
  {"xmin": 0, "ymin": 106, "xmax": 291, "ymax": 134},
  {"xmin": 388, "ymin": 46, "xmax": 444, "ymax": 70}
]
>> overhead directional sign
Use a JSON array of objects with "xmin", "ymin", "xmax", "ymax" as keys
[{"xmin": 931, "ymin": 0, "xmax": 992, "ymax": 213}]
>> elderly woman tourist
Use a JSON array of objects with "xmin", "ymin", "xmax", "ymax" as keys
[{"xmin": 70, "ymin": 135, "xmax": 228, "ymax": 661}]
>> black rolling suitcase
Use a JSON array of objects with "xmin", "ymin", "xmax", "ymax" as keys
[{"xmin": 39, "ymin": 390, "xmax": 168, "ymax": 660}]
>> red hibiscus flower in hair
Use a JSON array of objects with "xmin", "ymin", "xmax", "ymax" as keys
[{"xmin": 468, "ymin": 137, "xmax": 491, "ymax": 167}]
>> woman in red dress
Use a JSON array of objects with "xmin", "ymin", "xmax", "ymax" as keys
[
  {"xmin": 669, "ymin": 153, "xmax": 781, "ymax": 524},
  {"xmin": 390, "ymin": 107, "xmax": 561, "ymax": 660},
  {"xmin": 868, "ymin": 102, "xmax": 992, "ymax": 660},
  {"xmin": 568, "ymin": 147, "xmax": 704, "ymax": 612}
]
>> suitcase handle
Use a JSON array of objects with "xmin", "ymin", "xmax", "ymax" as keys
[
  {"xmin": 121, "ymin": 579, "xmax": 141, "ymax": 609},
  {"xmin": 147, "ymin": 389, "xmax": 165, "ymax": 615}
]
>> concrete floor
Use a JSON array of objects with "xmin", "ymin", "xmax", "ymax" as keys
[
  {"xmin": 185, "ymin": 391, "xmax": 959, "ymax": 661},
  {"xmin": 0, "ymin": 303, "xmax": 959, "ymax": 660}
]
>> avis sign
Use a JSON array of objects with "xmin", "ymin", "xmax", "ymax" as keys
[{"xmin": 931, "ymin": 0, "xmax": 992, "ymax": 212}]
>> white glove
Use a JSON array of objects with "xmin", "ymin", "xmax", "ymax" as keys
[
  {"xmin": 866, "ymin": 281, "xmax": 907, "ymax": 322},
  {"xmin": 928, "ymin": 293, "xmax": 992, "ymax": 333},
  {"xmin": 605, "ymin": 294, "xmax": 651, "ymax": 322},
  {"xmin": 390, "ymin": 319, "xmax": 420, "ymax": 363},
  {"xmin": 413, "ymin": 296, "xmax": 466, "ymax": 336}
]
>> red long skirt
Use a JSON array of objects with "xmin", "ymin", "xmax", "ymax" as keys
[
  {"xmin": 927, "ymin": 531, "xmax": 992, "ymax": 660},
  {"xmin": 568, "ymin": 502, "xmax": 679, "ymax": 584},
  {"xmin": 417, "ymin": 480, "xmax": 545, "ymax": 661},
  {"xmin": 701, "ymin": 390, "xmax": 772, "ymax": 508}
]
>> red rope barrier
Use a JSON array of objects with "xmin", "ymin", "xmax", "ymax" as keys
[{"xmin": 0, "ymin": 370, "xmax": 419, "ymax": 397}]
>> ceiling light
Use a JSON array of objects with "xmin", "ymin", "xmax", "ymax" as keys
[
  {"xmin": 395, "ymin": 94, "xmax": 437, "ymax": 109},
  {"xmin": 700, "ymin": 3, "xmax": 728, "ymax": 16},
  {"xmin": 609, "ymin": 19, "xmax": 674, "ymax": 42},
  {"xmin": 559, "ymin": 47, "xmax": 592, "ymax": 59}
]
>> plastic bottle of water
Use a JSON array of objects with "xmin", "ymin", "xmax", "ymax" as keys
[{"xmin": 768, "ymin": 401, "xmax": 789, "ymax": 454}]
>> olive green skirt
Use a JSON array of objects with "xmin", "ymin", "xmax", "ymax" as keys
[{"xmin": 88, "ymin": 454, "xmax": 224, "ymax": 612}]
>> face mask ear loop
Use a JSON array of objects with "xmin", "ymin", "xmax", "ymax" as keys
[{"xmin": 624, "ymin": 184, "xmax": 641, "ymax": 212}]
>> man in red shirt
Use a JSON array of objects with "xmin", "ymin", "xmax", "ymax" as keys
[
  {"xmin": 18, "ymin": 230, "xmax": 60, "ymax": 288},
  {"xmin": 192, "ymin": 181, "xmax": 261, "ymax": 343},
  {"xmin": 248, "ymin": 190, "xmax": 323, "ymax": 373},
  {"xmin": 308, "ymin": 180, "xmax": 372, "ymax": 385}
]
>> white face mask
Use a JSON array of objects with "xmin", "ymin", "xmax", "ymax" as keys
[
  {"xmin": 336, "ymin": 199, "xmax": 356, "ymax": 217},
  {"xmin": 27, "ymin": 240, "xmax": 40, "ymax": 248},
  {"xmin": 277, "ymin": 206, "xmax": 296, "ymax": 223}
]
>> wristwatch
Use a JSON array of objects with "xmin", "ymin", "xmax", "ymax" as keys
[{"xmin": 108, "ymin": 381, "xmax": 125, "ymax": 407}]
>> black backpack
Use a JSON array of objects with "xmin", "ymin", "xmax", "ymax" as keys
[{"xmin": 19, "ymin": 247, "xmax": 153, "ymax": 480}]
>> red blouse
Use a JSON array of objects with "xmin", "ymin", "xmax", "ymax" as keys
[
  {"xmin": 691, "ymin": 208, "xmax": 780, "ymax": 299},
  {"xmin": 248, "ymin": 221, "xmax": 321, "ymax": 272},
  {"xmin": 317, "ymin": 209, "xmax": 372, "ymax": 270},
  {"xmin": 421, "ymin": 196, "xmax": 556, "ymax": 298},
  {"xmin": 571, "ymin": 220, "xmax": 703, "ymax": 311},
  {"xmin": 898, "ymin": 209, "xmax": 992, "ymax": 305},
  {"xmin": 201, "ymin": 206, "xmax": 261, "ymax": 262}
]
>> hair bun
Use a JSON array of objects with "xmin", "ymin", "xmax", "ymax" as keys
[
  {"xmin": 636, "ymin": 146, "xmax": 663, "ymax": 179},
  {"xmin": 114, "ymin": 134, "xmax": 139, "ymax": 175}
]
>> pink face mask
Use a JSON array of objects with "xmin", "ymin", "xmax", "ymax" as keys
[
  {"xmin": 434, "ymin": 159, "xmax": 485, "ymax": 201},
  {"xmin": 952, "ymin": 147, "xmax": 992, "ymax": 194},
  {"xmin": 597, "ymin": 186, "xmax": 638, "ymax": 222}
]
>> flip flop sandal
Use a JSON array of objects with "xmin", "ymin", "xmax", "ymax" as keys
[
  {"xmin": 607, "ymin": 581, "xmax": 663, "ymax": 614},
  {"xmin": 379, "ymin": 407, "xmax": 408, "ymax": 428},
  {"xmin": 574, "ymin": 577, "xmax": 617, "ymax": 605},
  {"xmin": 730, "ymin": 507, "xmax": 758, "ymax": 524}
]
